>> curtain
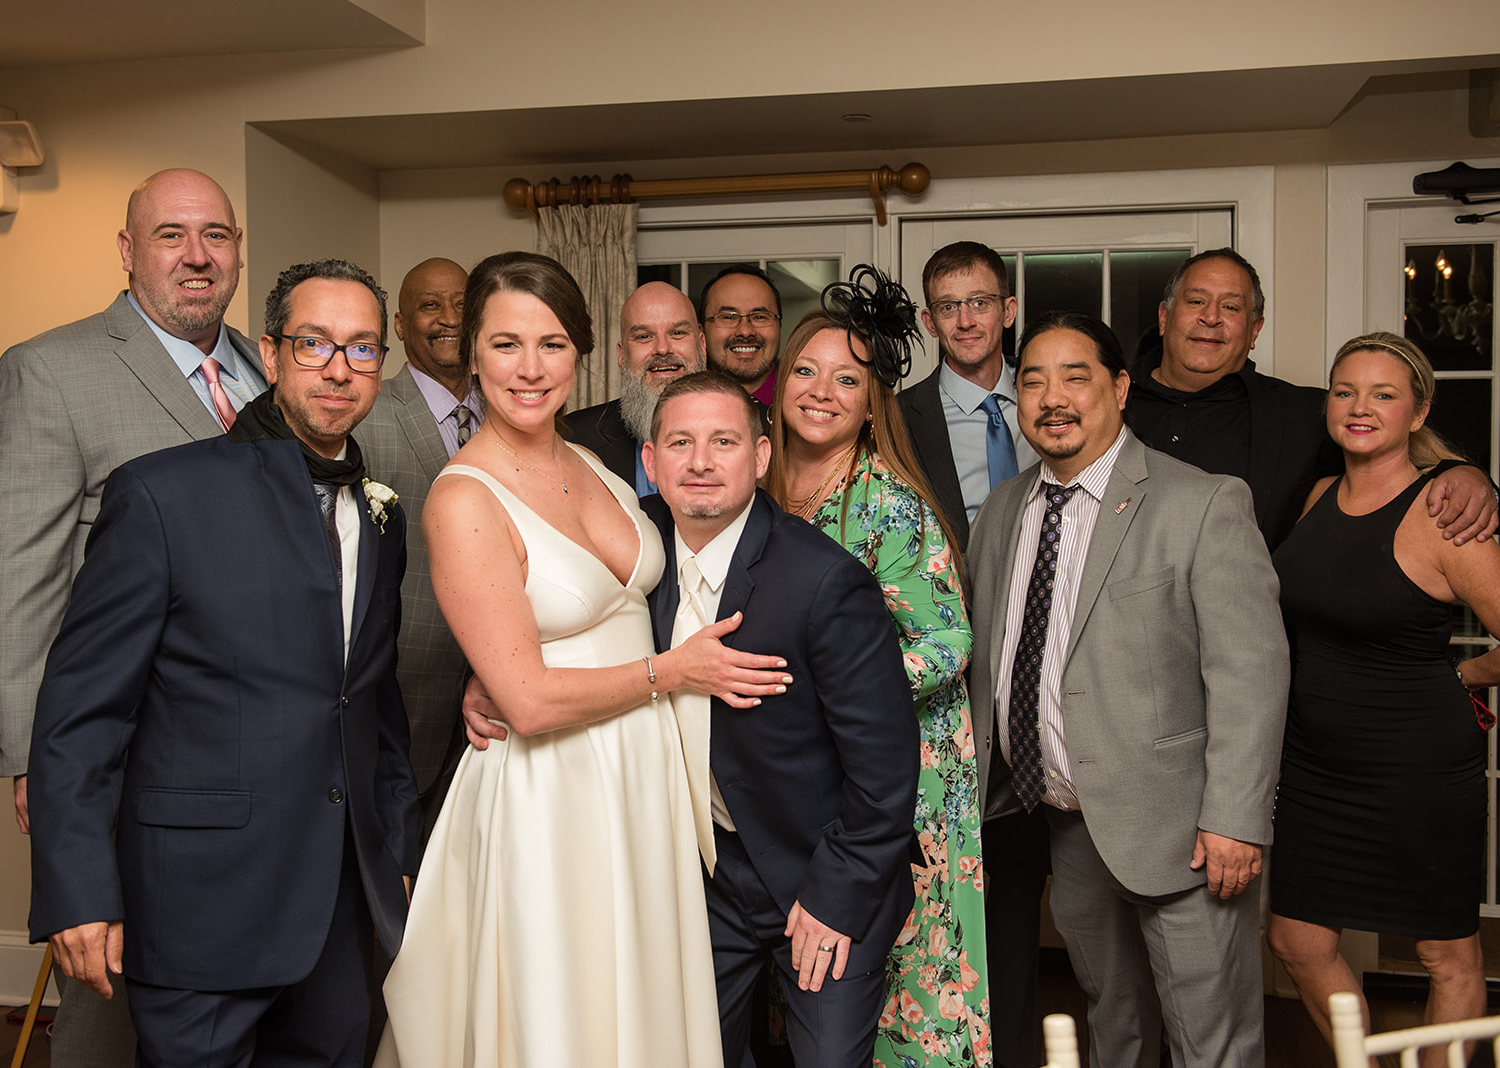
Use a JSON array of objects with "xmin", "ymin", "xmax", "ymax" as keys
[{"xmin": 536, "ymin": 202, "xmax": 638, "ymax": 409}]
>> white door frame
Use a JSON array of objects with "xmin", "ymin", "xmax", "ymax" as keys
[{"xmin": 1326, "ymin": 155, "xmax": 1500, "ymax": 363}]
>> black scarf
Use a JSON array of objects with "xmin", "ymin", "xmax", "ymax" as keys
[{"xmin": 227, "ymin": 390, "xmax": 367, "ymax": 487}]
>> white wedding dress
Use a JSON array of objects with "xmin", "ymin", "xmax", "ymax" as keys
[{"xmin": 375, "ymin": 450, "xmax": 722, "ymax": 1068}]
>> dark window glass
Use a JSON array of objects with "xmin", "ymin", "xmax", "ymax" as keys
[{"xmin": 1403, "ymin": 243, "xmax": 1494, "ymax": 372}]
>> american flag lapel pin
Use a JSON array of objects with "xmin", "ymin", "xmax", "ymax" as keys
[{"xmin": 1114, "ymin": 498, "xmax": 1132, "ymax": 515}]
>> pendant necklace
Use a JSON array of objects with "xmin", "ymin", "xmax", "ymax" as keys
[{"xmin": 492, "ymin": 430, "xmax": 570, "ymax": 494}]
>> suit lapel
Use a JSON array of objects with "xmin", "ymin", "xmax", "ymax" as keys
[
  {"xmin": 651, "ymin": 515, "xmax": 681, "ymax": 650},
  {"xmin": 1243, "ymin": 374, "xmax": 1285, "ymax": 535},
  {"xmin": 106, "ymin": 295, "xmax": 224, "ymax": 439},
  {"xmin": 389, "ymin": 369, "xmax": 451, "ymax": 483},
  {"xmin": 903, "ymin": 372, "xmax": 969, "ymax": 544},
  {"xmin": 717, "ymin": 493, "xmax": 771, "ymax": 635},
  {"xmin": 346, "ymin": 486, "xmax": 381, "ymax": 660},
  {"xmin": 985, "ymin": 486, "xmax": 1030, "ymax": 686},
  {"xmin": 1065, "ymin": 437, "xmax": 1149, "ymax": 664}
]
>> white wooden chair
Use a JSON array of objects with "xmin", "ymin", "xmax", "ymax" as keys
[
  {"xmin": 1330, "ymin": 989, "xmax": 1500, "ymax": 1067},
  {"xmin": 1042, "ymin": 1011, "xmax": 1081, "ymax": 1068}
]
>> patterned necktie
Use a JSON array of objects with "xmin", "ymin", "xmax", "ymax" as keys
[
  {"xmin": 313, "ymin": 483, "xmax": 342, "ymax": 594},
  {"xmin": 199, "ymin": 357, "xmax": 237, "ymax": 432},
  {"xmin": 671, "ymin": 555, "xmax": 718, "ymax": 870},
  {"xmin": 1007, "ymin": 482, "xmax": 1077, "ymax": 812},
  {"xmin": 452, "ymin": 403, "xmax": 474, "ymax": 447},
  {"xmin": 979, "ymin": 394, "xmax": 1020, "ymax": 489}
]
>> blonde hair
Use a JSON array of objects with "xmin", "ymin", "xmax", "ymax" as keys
[
  {"xmin": 767, "ymin": 313, "xmax": 963, "ymax": 579},
  {"xmin": 1329, "ymin": 331, "xmax": 1462, "ymax": 469}
]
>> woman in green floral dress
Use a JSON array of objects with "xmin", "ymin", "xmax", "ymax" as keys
[{"xmin": 766, "ymin": 269, "xmax": 991, "ymax": 1068}]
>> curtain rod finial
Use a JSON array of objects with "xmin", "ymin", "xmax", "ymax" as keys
[
  {"xmin": 503, "ymin": 178, "xmax": 533, "ymax": 211},
  {"xmin": 897, "ymin": 163, "xmax": 930, "ymax": 195}
]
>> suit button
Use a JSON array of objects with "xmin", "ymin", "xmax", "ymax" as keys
[
  {"xmin": 328, "ymin": 787, "xmax": 344, "ymax": 803},
  {"xmin": 341, "ymin": 696, "xmax": 350, "ymax": 707}
]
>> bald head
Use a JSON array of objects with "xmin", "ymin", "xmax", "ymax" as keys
[
  {"xmin": 615, "ymin": 281, "xmax": 706, "ymax": 441},
  {"xmin": 117, "ymin": 169, "xmax": 242, "ymax": 354},
  {"xmin": 395, "ymin": 257, "xmax": 468, "ymax": 396}
]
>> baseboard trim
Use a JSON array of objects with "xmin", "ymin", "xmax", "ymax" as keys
[{"xmin": 0, "ymin": 931, "xmax": 59, "ymax": 1008}]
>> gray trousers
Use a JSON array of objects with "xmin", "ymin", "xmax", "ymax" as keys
[
  {"xmin": 50, "ymin": 967, "xmax": 137, "ymax": 1066},
  {"xmin": 1045, "ymin": 808, "xmax": 1264, "ymax": 1068}
]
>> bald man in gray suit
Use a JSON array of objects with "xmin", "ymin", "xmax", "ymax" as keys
[
  {"xmin": 0, "ymin": 169, "xmax": 265, "ymax": 1066},
  {"xmin": 968, "ymin": 311, "xmax": 1287, "ymax": 1068}
]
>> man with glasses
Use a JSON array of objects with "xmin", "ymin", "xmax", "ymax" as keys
[
  {"xmin": 0, "ymin": 167, "xmax": 266, "ymax": 1066},
  {"xmin": 698, "ymin": 263, "xmax": 783, "ymax": 409},
  {"xmin": 898, "ymin": 240, "xmax": 1044, "ymax": 1068},
  {"xmin": 568, "ymin": 280, "xmax": 707, "ymax": 492},
  {"xmin": 27, "ymin": 259, "xmax": 418, "ymax": 1068}
]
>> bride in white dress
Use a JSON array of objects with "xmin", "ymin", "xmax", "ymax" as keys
[{"xmin": 375, "ymin": 253, "xmax": 788, "ymax": 1067}]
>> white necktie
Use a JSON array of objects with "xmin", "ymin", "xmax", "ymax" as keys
[{"xmin": 671, "ymin": 556, "xmax": 720, "ymax": 872}]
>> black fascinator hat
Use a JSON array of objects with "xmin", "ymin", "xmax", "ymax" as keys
[{"xmin": 820, "ymin": 264, "xmax": 921, "ymax": 389}]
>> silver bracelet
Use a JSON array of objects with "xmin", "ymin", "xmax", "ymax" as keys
[{"xmin": 642, "ymin": 656, "xmax": 658, "ymax": 702}]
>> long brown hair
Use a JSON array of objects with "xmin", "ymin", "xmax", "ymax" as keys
[
  {"xmin": 767, "ymin": 311, "xmax": 964, "ymax": 578},
  {"xmin": 1329, "ymin": 331, "xmax": 1462, "ymax": 469}
]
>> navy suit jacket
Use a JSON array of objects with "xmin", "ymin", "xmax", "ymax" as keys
[
  {"xmin": 28, "ymin": 436, "xmax": 419, "ymax": 992},
  {"xmin": 898, "ymin": 366, "xmax": 971, "ymax": 550},
  {"xmin": 642, "ymin": 490, "xmax": 919, "ymax": 967}
]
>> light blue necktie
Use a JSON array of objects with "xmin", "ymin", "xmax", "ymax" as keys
[{"xmin": 979, "ymin": 394, "xmax": 1020, "ymax": 488}]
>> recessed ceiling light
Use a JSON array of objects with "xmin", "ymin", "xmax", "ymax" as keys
[{"xmin": 841, "ymin": 113, "xmax": 872, "ymax": 124}]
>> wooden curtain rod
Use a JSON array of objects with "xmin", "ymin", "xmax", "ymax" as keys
[{"xmin": 503, "ymin": 162, "xmax": 930, "ymax": 226}]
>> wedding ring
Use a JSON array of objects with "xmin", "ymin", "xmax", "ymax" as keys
[{"xmin": 818, "ymin": 944, "xmax": 834, "ymax": 953}]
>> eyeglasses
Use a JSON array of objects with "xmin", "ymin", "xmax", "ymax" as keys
[
  {"xmin": 704, "ymin": 310, "xmax": 780, "ymax": 330},
  {"xmin": 927, "ymin": 294, "xmax": 1004, "ymax": 321},
  {"xmin": 275, "ymin": 334, "xmax": 387, "ymax": 374}
]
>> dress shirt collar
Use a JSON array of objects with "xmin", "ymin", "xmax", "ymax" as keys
[
  {"xmin": 938, "ymin": 358, "xmax": 1018, "ymax": 415},
  {"xmin": 673, "ymin": 499, "xmax": 755, "ymax": 596},
  {"xmin": 407, "ymin": 363, "xmax": 484, "ymax": 426},
  {"xmin": 126, "ymin": 290, "xmax": 240, "ymax": 380},
  {"xmin": 1027, "ymin": 425, "xmax": 1133, "ymax": 506}
]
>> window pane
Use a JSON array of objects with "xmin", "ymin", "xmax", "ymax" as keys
[
  {"xmin": 1022, "ymin": 252, "xmax": 1103, "ymax": 326},
  {"xmin": 1429, "ymin": 378, "xmax": 1494, "ymax": 474},
  {"xmin": 688, "ymin": 262, "xmax": 745, "ymax": 314},
  {"xmin": 1111, "ymin": 249, "xmax": 1188, "ymax": 363},
  {"xmin": 637, "ymin": 263, "xmax": 681, "ymax": 289},
  {"xmin": 1402, "ymin": 243, "xmax": 1495, "ymax": 372},
  {"xmin": 767, "ymin": 259, "xmax": 841, "ymax": 339}
]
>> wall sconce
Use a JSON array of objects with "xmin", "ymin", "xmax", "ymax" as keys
[{"xmin": 0, "ymin": 107, "xmax": 45, "ymax": 216}]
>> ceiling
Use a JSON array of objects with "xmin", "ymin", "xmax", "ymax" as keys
[
  {"xmin": 249, "ymin": 65, "xmax": 1390, "ymax": 174},
  {"xmin": 0, "ymin": 0, "xmax": 419, "ymax": 66}
]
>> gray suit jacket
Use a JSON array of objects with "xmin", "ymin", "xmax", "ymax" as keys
[
  {"xmin": 968, "ymin": 431, "xmax": 1288, "ymax": 897},
  {"xmin": 0, "ymin": 291, "xmax": 264, "ymax": 776},
  {"xmin": 355, "ymin": 366, "xmax": 469, "ymax": 800}
]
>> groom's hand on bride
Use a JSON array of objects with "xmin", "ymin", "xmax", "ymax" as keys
[
  {"xmin": 49, "ymin": 919, "xmax": 123, "ymax": 998},
  {"xmin": 462, "ymin": 676, "xmax": 509, "ymax": 750}
]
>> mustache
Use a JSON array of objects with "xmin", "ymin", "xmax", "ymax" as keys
[
  {"xmin": 643, "ymin": 355, "xmax": 685, "ymax": 372},
  {"xmin": 1032, "ymin": 406, "xmax": 1079, "ymax": 429}
]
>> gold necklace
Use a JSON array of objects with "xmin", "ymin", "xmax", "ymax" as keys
[
  {"xmin": 788, "ymin": 442, "xmax": 858, "ymax": 519},
  {"xmin": 491, "ymin": 428, "xmax": 570, "ymax": 494}
]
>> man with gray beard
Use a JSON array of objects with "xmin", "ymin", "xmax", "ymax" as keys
[{"xmin": 566, "ymin": 281, "xmax": 707, "ymax": 494}]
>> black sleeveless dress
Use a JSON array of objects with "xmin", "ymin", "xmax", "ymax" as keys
[{"xmin": 1270, "ymin": 475, "xmax": 1485, "ymax": 940}]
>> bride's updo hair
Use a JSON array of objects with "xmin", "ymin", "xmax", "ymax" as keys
[{"xmin": 458, "ymin": 252, "xmax": 595, "ymax": 386}]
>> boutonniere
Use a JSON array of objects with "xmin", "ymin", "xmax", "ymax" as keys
[{"xmin": 362, "ymin": 478, "xmax": 399, "ymax": 533}]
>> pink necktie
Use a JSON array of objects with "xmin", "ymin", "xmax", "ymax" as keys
[{"xmin": 199, "ymin": 357, "xmax": 237, "ymax": 431}]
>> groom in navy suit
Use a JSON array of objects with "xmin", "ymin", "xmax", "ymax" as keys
[
  {"xmin": 27, "ymin": 259, "xmax": 419, "ymax": 1067},
  {"xmin": 641, "ymin": 370, "xmax": 919, "ymax": 1068}
]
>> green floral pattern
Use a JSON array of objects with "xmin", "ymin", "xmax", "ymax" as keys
[{"xmin": 808, "ymin": 450, "xmax": 991, "ymax": 1068}]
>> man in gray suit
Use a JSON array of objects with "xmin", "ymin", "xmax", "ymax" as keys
[
  {"xmin": 0, "ymin": 168, "xmax": 265, "ymax": 1066},
  {"xmin": 968, "ymin": 310, "xmax": 1288, "ymax": 1068},
  {"xmin": 356, "ymin": 256, "xmax": 477, "ymax": 840}
]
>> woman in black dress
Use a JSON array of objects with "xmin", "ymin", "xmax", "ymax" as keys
[{"xmin": 1267, "ymin": 331, "xmax": 1500, "ymax": 1063}]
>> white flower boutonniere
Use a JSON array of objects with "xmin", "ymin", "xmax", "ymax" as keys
[{"xmin": 363, "ymin": 478, "xmax": 399, "ymax": 533}]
